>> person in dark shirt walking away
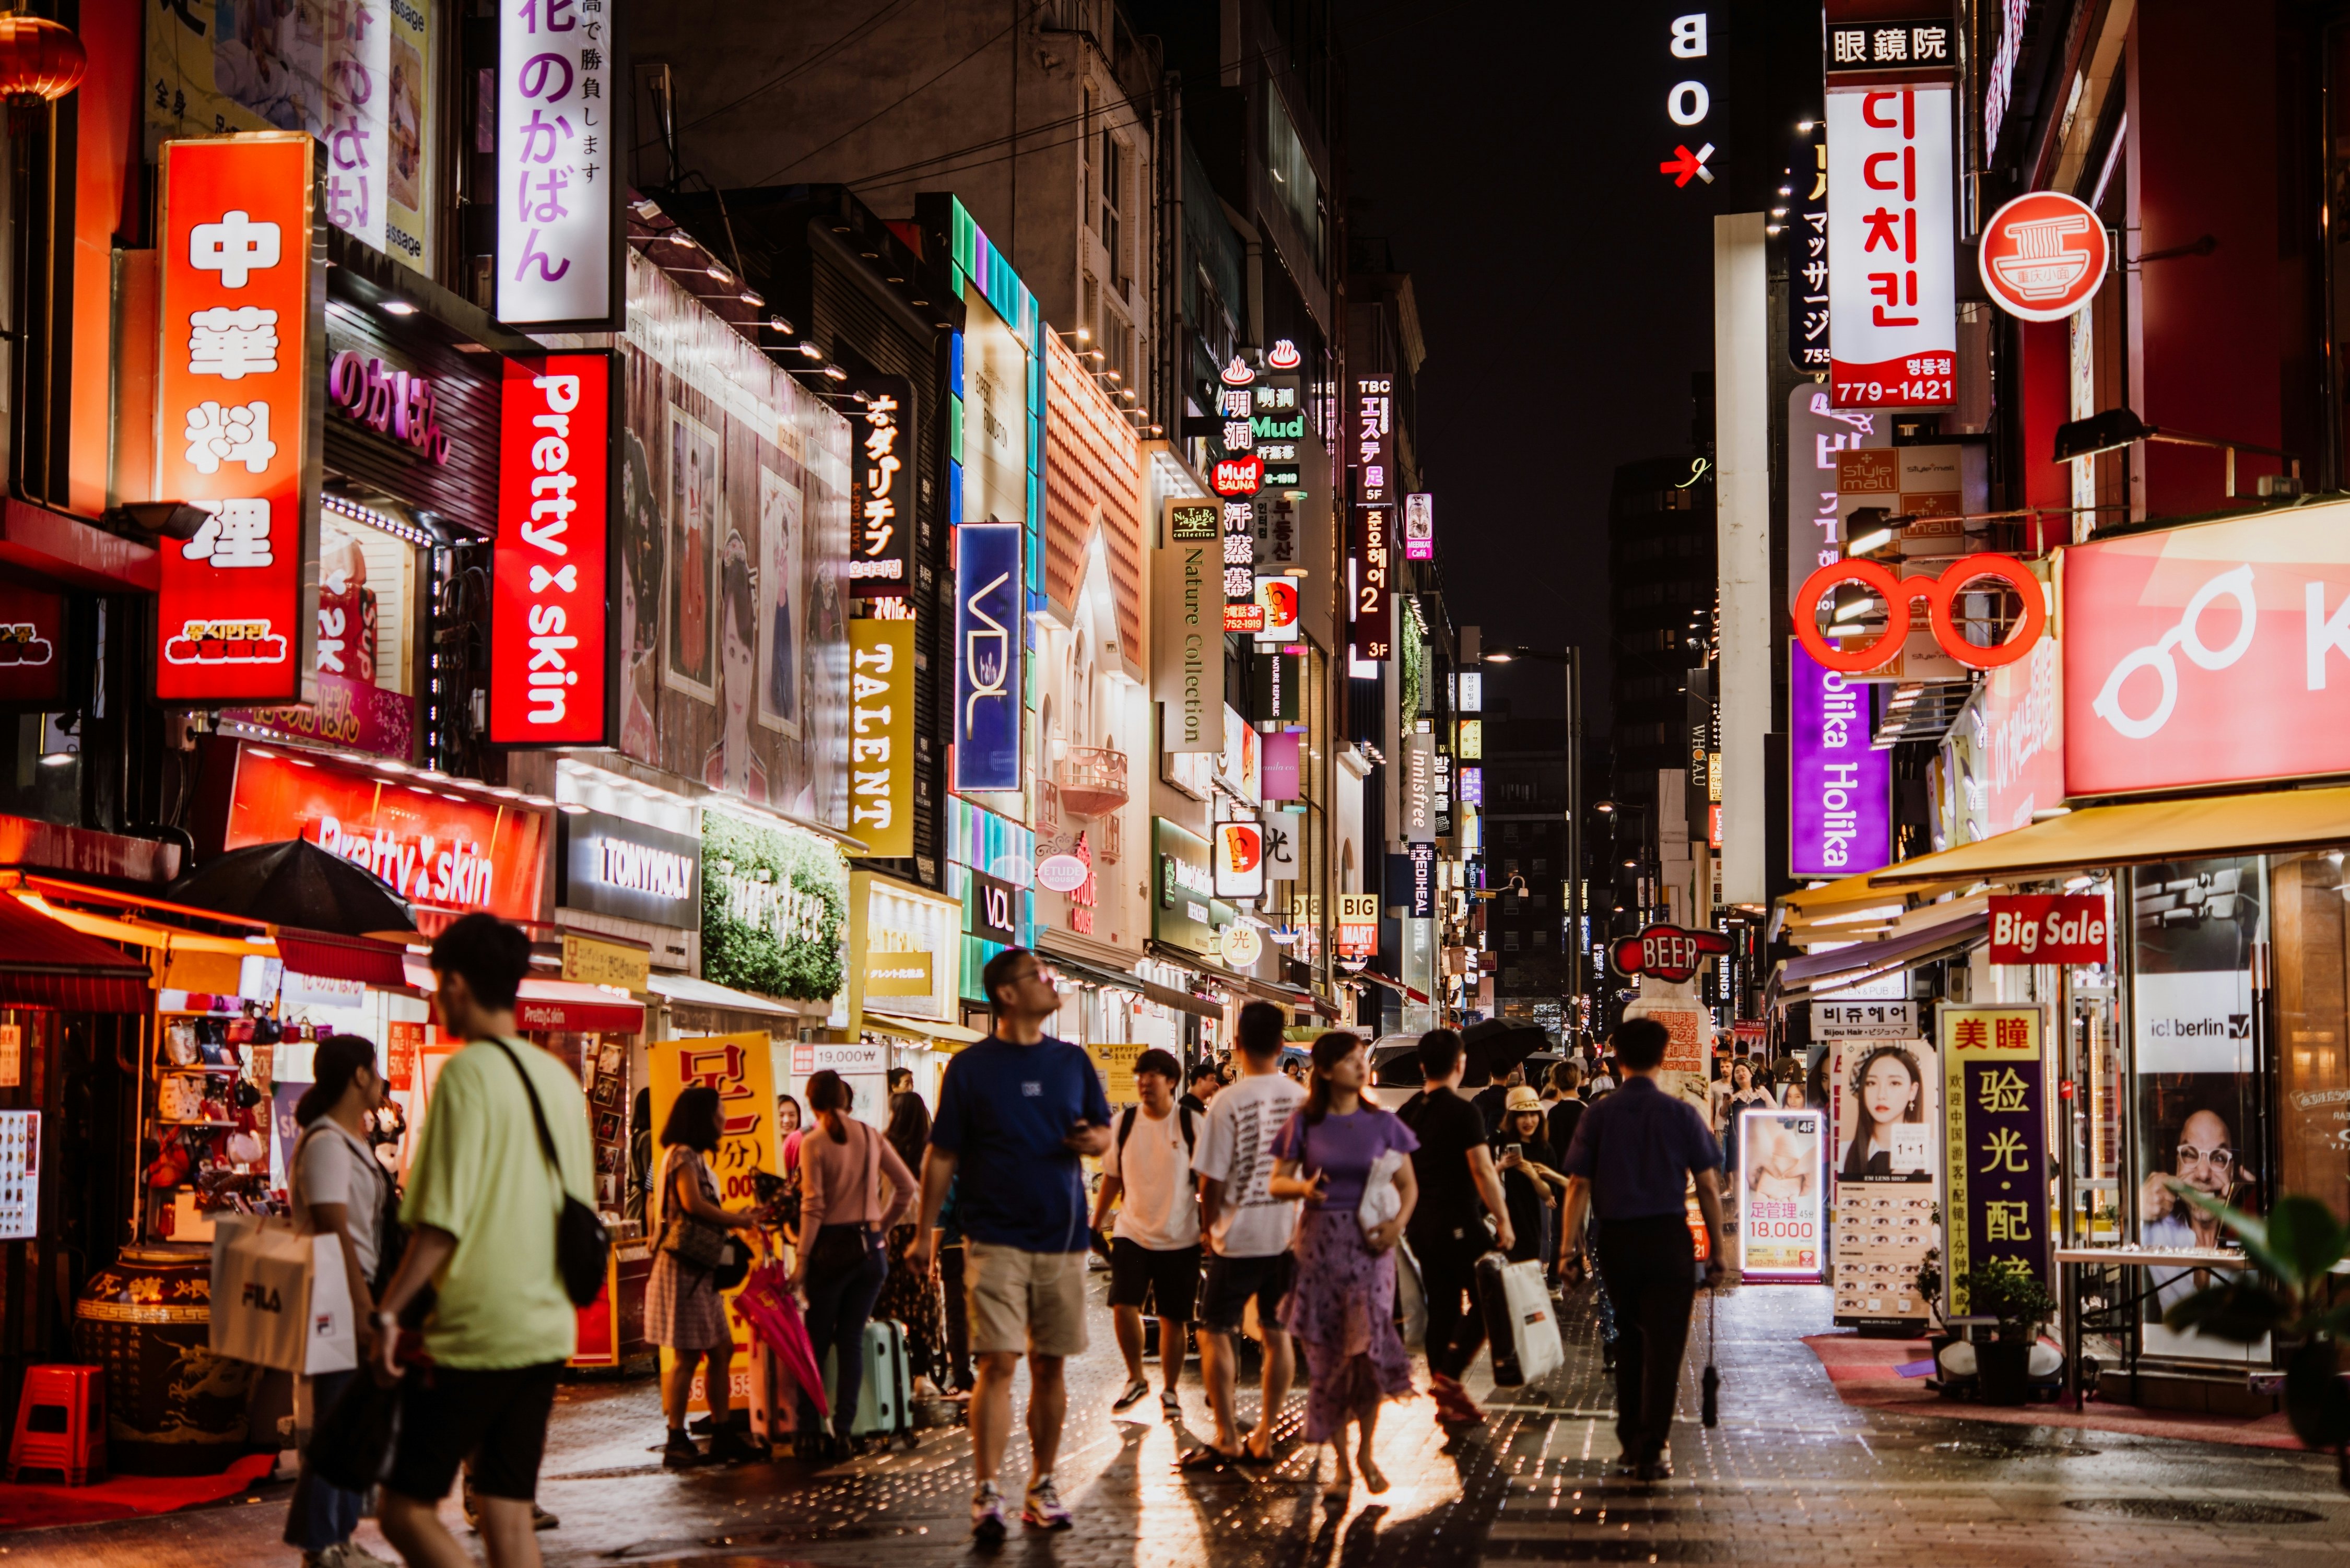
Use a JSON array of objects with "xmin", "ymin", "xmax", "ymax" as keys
[
  {"xmin": 915, "ymin": 949, "xmax": 1111, "ymax": 1545},
  {"xmin": 1395, "ymin": 1029, "xmax": 1513, "ymax": 1428},
  {"xmin": 1558, "ymin": 1017, "xmax": 1730, "ymax": 1483},
  {"xmin": 1543, "ymin": 1064, "xmax": 1587, "ymax": 1289}
]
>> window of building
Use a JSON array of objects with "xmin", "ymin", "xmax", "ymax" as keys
[
  {"xmin": 1264, "ymin": 86, "xmax": 1323, "ymax": 269},
  {"xmin": 1101, "ymin": 134, "xmax": 1124, "ymax": 287},
  {"xmin": 1503, "ymin": 930, "xmax": 1520, "ymax": 951}
]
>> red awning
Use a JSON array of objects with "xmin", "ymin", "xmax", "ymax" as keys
[
  {"xmin": 276, "ymin": 929, "xmax": 413, "ymax": 988},
  {"xmin": 0, "ymin": 894, "xmax": 153, "ymax": 1012},
  {"xmin": 400, "ymin": 957, "xmax": 644, "ymax": 1034}
]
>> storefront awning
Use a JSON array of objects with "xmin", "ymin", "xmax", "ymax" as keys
[
  {"xmin": 1773, "ymin": 865, "xmax": 1973, "ymax": 940},
  {"xmin": 863, "ymin": 1010, "xmax": 988, "ymax": 1046},
  {"xmin": 1143, "ymin": 938, "xmax": 1322, "ymax": 1013},
  {"xmin": 1867, "ymin": 783, "xmax": 2350, "ymax": 890},
  {"xmin": 1769, "ymin": 909, "xmax": 1988, "ymax": 1005},
  {"xmin": 0, "ymin": 894, "xmax": 155, "ymax": 1012},
  {"xmin": 647, "ymin": 973, "xmax": 800, "ymax": 1018},
  {"xmin": 401, "ymin": 957, "xmax": 647, "ymax": 1033},
  {"xmin": 1039, "ymin": 945, "xmax": 1223, "ymax": 1019},
  {"xmin": 275, "ymin": 929, "xmax": 412, "ymax": 987}
]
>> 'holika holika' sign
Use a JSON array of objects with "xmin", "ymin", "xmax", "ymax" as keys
[{"xmin": 1940, "ymin": 1005, "xmax": 2051, "ymax": 1314}]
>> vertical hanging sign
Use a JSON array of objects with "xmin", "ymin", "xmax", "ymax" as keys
[
  {"xmin": 490, "ymin": 352, "xmax": 616, "ymax": 745},
  {"xmin": 1351, "ymin": 376, "xmax": 1394, "ymax": 662},
  {"xmin": 1779, "ymin": 119, "xmax": 1829, "ymax": 373},
  {"xmin": 847, "ymin": 376, "xmax": 913, "ymax": 599},
  {"xmin": 496, "ymin": 0, "xmax": 621, "ymax": 327},
  {"xmin": 157, "ymin": 133, "xmax": 320, "ymax": 705},
  {"xmin": 1827, "ymin": 84, "xmax": 1955, "ymax": 410},
  {"xmin": 1940, "ymin": 1004, "xmax": 2051, "ymax": 1312},
  {"xmin": 952, "ymin": 522, "xmax": 1024, "ymax": 792},
  {"xmin": 848, "ymin": 618, "xmax": 915, "ymax": 856},
  {"xmin": 1155, "ymin": 500, "xmax": 1223, "ymax": 754},
  {"xmin": 322, "ymin": 1, "xmax": 393, "ymax": 254}
]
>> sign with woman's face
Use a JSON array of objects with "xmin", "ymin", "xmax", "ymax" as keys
[
  {"xmin": 1834, "ymin": 1040, "xmax": 1938, "ymax": 1184},
  {"xmin": 666, "ymin": 407, "xmax": 718, "ymax": 699}
]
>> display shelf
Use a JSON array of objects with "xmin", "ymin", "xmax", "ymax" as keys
[
  {"xmin": 160, "ymin": 1065, "xmax": 243, "ymax": 1076},
  {"xmin": 155, "ymin": 1118, "xmax": 235, "ymax": 1129}
]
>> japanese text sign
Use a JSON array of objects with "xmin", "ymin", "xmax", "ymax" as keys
[
  {"xmin": 649, "ymin": 1031, "xmax": 776, "ymax": 1408},
  {"xmin": 157, "ymin": 134, "xmax": 320, "ymax": 705},
  {"xmin": 1780, "ymin": 120, "xmax": 1830, "ymax": 373},
  {"xmin": 1789, "ymin": 639, "xmax": 1890, "ymax": 878},
  {"xmin": 1352, "ymin": 376, "xmax": 1394, "ymax": 661},
  {"xmin": 496, "ymin": 0, "xmax": 619, "ymax": 326},
  {"xmin": 1827, "ymin": 85, "xmax": 1955, "ymax": 409},
  {"xmin": 1939, "ymin": 1005, "xmax": 2050, "ymax": 1311},
  {"xmin": 848, "ymin": 618, "xmax": 915, "ymax": 857},
  {"xmin": 952, "ymin": 522, "xmax": 1023, "ymax": 793},
  {"xmin": 848, "ymin": 376, "xmax": 913, "ymax": 598},
  {"xmin": 2060, "ymin": 504, "xmax": 2350, "ymax": 796},
  {"xmin": 491, "ymin": 352, "xmax": 615, "ymax": 745},
  {"xmin": 1988, "ymin": 893, "xmax": 2109, "ymax": 965}
]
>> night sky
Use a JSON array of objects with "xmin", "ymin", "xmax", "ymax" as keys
[{"xmin": 1347, "ymin": 3, "xmax": 1732, "ymax": 738}]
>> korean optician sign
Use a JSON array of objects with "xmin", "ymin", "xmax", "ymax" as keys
[
  {"xmin": 157, "ymin": 134, "xmax": 322, "ymax": 705},
  {"xmin": 491, "ymin": 353, "xmax": 616, "ymax": 745},
  {"xmin": 2062, "ymin": 504, "xmax": 2350, "ymax": 796}
]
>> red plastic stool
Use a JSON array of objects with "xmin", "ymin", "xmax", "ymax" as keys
[{"xmin": 7, "ymin": 1364, "xmax": 107, "ymax": 1486}]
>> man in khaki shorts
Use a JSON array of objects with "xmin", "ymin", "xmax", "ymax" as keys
[{"xmin": 917, "ymin": 948, "xmax": 1110, "ymax": 1545}]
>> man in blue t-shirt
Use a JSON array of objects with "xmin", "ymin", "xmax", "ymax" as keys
[{"xmin": 918, "ymin": 947, "xmax": 1110, "ymax": 1543}]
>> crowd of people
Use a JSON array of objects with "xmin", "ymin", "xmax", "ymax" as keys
[{"xmin": 281, "ymin": 927, "xmax": 1738, "ymax": 1566}]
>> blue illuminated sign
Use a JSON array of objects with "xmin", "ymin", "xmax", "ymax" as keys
[{"xmin": 953, "ymin": 522, "xmax": 1024, "ymax": 792}]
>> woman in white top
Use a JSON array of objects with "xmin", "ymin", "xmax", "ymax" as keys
[{"xmin": 284, "ymin": 1035, "xmax": 397, "ymax": 1568}]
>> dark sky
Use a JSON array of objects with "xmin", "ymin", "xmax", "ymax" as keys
[{"xmin": 1346, "ymin": 3, "xmax": 1730, "ymax": 737}]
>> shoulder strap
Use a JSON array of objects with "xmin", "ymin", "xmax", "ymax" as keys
[
  {"xmin": 486, "ymin": 1039, "xmax": 567, "ymax": 1200},
  {"xmin": 1179, "ymin": 1103, "xmax": 1196, "ymax": 1153},
  {"xmin": 1117, "ymin": 1104, "xmax": 1138, "ymax": 1154}
]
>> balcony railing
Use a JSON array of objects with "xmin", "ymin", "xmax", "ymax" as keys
[{"xmin": 1055, "ymin": 747, "xmax": 1129, "ymax": 818}]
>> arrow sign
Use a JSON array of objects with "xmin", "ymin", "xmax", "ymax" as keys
[
  {"xmin": 1608, "ymin": 922, "xmax": 1733, "ymax": 983},
  {"xmin": 1660, "ymin": 143, "xmax": 1716, "ymax": 187}
]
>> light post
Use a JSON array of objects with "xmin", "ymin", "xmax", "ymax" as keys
[{"xmin": 1480, "ymin": 645, "xmax": 1583, "ymax": 1029}]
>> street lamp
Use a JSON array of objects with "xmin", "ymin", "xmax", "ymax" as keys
[{"xmin": 1479, "ymin": 644, "xmax": 1585, "ymax": 1020}]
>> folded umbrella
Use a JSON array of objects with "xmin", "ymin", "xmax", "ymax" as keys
[{"xmin": 733, "ymin": 1260, "xmax": 828, "ymax": 1418}]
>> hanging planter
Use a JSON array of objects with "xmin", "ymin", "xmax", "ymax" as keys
[{"xmin": 0, "ymin": 14, "xmax": 86, "ymax": 133}]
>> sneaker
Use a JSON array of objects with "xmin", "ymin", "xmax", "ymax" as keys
[
  {"xmin": 1160, "ymin": 1388, "xmax": 1182, "ymax": 1418},
  {"xmin": 335, "ymin": 1545, "xmax": 402, "ymax": 1568},
  {"xmin": 971, "ymin": 1481, "xmax": 1008, "ymax": 1544},
  {"xmin": 1112, "ymin": 1376, "xmax": 1152, "ymax": 1412},
  {"xmin": 707, "ymin": 1429, "xmax": 762, "ymax": 1465},
  {"xmin": 1637, "ymin": 1456, "xmax": 1674, "ymax": 1482},
  {"xmin": 661, "ymin": 1431, "xmax": 704, "ymax": 1469},
  {"xmin": 532, "ymin": 1504, "xmax": 559, "ymax": 1532},
  {"xmin": 1021, "ymin": 1473, "xmax": 1073, "ymax": 1530}
]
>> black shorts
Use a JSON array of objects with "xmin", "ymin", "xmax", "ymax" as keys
[
  {"xmin": 1197, "ymin": 1251, "xmax": 1294, "ymax": 1335},
  {"xmin": 1108, "ymin": 1238, "xmax": 1202, "ymax": 1321},
  {"xmin": 384, "ymin": 1360, "xmax": 562, "ymax": 1504}
]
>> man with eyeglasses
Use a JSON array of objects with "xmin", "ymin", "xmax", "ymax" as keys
[{"xmin": 2141, "ymin": 1107, "xmax": 2242, "ymax": 1314}]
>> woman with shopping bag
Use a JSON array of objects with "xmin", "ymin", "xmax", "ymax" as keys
[
  {"xmin": 283, "ymin": 1035, "xmax": 398, "ymax": 1568},
  {"xmin": 648, "ymin": 1087, "xmax": 763, "ymax": 1468}
]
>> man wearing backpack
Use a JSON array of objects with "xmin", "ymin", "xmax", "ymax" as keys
[
  {"xmin": 1089, "ymin": 1047, "xmax": 1200, "ymax": 1418},
  {"xmin": 371, "ymin": 914, "xmax": 594, "ymax": 1568}
]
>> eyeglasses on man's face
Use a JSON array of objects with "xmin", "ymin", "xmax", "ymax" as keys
[{"xmin": 2177, "ymin": 1143, "xmax": 2236, "ymax": 1171}]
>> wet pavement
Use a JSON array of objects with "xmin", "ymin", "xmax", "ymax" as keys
[{"xmin": 7, "ymin": 1271, "xmax": 2347, "ymax": 1567}]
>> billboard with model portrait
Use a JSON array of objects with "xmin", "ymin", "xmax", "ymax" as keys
[
  {"xmin": 618, "ymin": 252, "xmax": 850, "ymax": 823},
  {"xmin": 1830, "ymin": 1038, "xmax": 1940, "ymax": 1329},
  {"xmin": 2131, "ymin": 855, "xmax": 2267, "ymax": 1360}
]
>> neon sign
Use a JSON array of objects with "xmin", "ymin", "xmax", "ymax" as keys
[{"xmin": 1792, "ymin": 553, "xmax": 2045, "ymax": 675}]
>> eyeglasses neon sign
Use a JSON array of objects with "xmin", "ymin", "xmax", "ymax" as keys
[{"xmin": 1792, "ymin": 553, "xmax": 2046, "ymax": 675}]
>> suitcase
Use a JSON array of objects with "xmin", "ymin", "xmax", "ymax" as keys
[
  {"xmin": 1474, "ymin": 1250, "xmax": 1565, "ymax": 1386},
  {"xmin": 823, "ymin": 1317, "xmax": 915, "ymax": 1447},
  {"xmin": 747, "ymin": 1334, "xmax": 801, "ymax": 1445}
]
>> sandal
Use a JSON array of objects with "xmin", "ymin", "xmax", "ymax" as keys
[
  {"xmin": 1235, "ymin": 1435, "xmax": 1277, "ymax": 1466},
  {"xmin": 1177, "ymin": 1444, "xmax": 1235, "ymax": 1471}
]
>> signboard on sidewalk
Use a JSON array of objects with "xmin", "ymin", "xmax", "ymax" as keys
[
  {"xmin": 649, "ymin": 1032, "xmax": 780, "ymax": 1410},
  {"xmin": 1939, "ymin": 1005, "xmax": 2050, "ymax": 1315},
  {"xmin": 1832, "ymin": 1037, "xmax": 1940, "ymax": 1328},
  {"xmin": 1737, "ymin": 1109, "xmax": 1824, "ymax": 1280}
]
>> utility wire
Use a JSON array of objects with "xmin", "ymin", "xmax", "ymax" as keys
[{"xmin": 630, "ymin": 0, "xmax": 925, "ymax": 157}]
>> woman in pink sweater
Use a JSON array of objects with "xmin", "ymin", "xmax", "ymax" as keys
[{"xmin": 789, "ymin": 1069, "xmax": 916, "ymax": 1458}]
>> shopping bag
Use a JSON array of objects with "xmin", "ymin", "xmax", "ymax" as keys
[
  {"xmin": 1474, "ymin": 1251, "xmax": 1565, "ymax": 1386},
  {"xmin": 1393, "ymin": 1236, "xmax": 1429, "ymax": 1348},
  {"xmin": 301, "ymin": 1233, "xmax": 357, "ymax": 1376},
  {"xmin": 308, "ymin": 1367, "xmax": 400, "ymax": 1494},
  {"xmin": 209, "ymin": 1217, "xmax": 356, "ymax": 1374}
]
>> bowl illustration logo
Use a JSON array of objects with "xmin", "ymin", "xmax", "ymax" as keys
[{"xmin": 1979, "ymin": 191, "xmax": 2109, "ymax": 322}]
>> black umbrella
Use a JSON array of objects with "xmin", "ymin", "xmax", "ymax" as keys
[
  {"xmin": 1458, "ymin": 1017, "xmax": 1549, "ymax": 1089},
  {"xmin": 167, "ymin": 840, "xmax": 416, "ymax": 937}
]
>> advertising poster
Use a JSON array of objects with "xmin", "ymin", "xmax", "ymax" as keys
[
  {"xmin": 1831, "ymin": 1038, "xmax": 1938, "ymax": 1327},
  {"xmin": 2131, "ymin": 856, "xmax": 2267, "ymax": 1360},
  {"xmin": 649, "ymin": 1033, "xmax": 779, "ymax": 1410},
  {"xmin": 1940, "ymin": 1005, "xmax": 2051, "ymax": 1315},
  {"xmin": 619, "ymin": 253, "xmax": 850, "ymax": 822},
  {"xmin": 1738, "ymin": 1109, "xmax": 1824, "ymax": 1280},
  {"xmin": 847, "ymin": 620, "xmax": 915, "ymax": 858}
]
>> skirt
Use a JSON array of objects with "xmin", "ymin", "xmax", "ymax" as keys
[
  {"xmin": 1278, "ymin": 1207, "xmax": 1416, "ymax": 1441},
  {"xmin": 645, "ymin": 1248, "xmax": 730, "ymax": 1350}
]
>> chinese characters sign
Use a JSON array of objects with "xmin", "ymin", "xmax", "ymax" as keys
[
  {"xmin": 157, "ymin": 134, "xmax": 318, "ymax": 705},
  {"xmin": 496, "ymin": 0, "xmax": 618, "ymax": 326},
  {"xmin": 1826, "ymin": 21, "xmax": 1955, "ymax": 74},
  {"xmin": 848, "ymin": 618, "xmax": 914, "ymax": 857},
  {"xmin": 848, "ymin": 377, "xmax": 913, "ymax": 598},
  {"xmin": 1940, "ymin": 1005, "xmax": 2050, "ymax": 1312},
  {"xmin": 1826, "ymin": 86, "xmax": 1955, "ymax": 409},
  {"xmin": 648, "ymin": 1031, "xmax": 778, "ymax": 1407},
  {"xmin": 491, "ymin": 353, "xmax": 614, "ymax": 745},
  {"xmin": 952, "ymin": 522, "xmax": 1023, "ymax": 793},
  {"xmin": 1789, "ymin": 639, "xmax": 1889, "ymax": 878},
  {"xmin": 1351, "ymin": 376, "xmax": 1394, "ymax": 661}
]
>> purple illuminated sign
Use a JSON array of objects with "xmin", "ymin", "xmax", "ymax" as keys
[{"xmin": 1789, "ymin": 639, "xmax": 1889, "ymax": 879}]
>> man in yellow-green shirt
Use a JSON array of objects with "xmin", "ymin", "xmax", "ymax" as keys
[{"xmin": 373, "ymin": 914, "xmax": 593, "ymax": 1568}]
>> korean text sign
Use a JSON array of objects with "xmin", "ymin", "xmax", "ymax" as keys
[
  {"xmin": 1988, "ymin": 893, "xmax": 2109, "ymax": 965},
  {"xmin": 1827, "ymin": 85, "xmax": 1955, "ymax": 409},
  {"xmin": 953, "ymin": 523, "xmax": 1023, "ymax": 792},
  {"xmin": 497, "ymin": 0, "xmax": 618, "ymax": 326},
  {"xmin": 1352, "ymin": 377, "xmax": 1394, "ymax": 660},
  {"xmin": 848, "ymin": 377, "xmax": 913, "ymax": 598},
  {"xmin": 491, "ymin": 353, "xmax": 614, "ymax": 744},
  {"xmin": 1940, "ymin": 1005, "xmax": 2051, "ymax": 1312},
  {"xmin": 649, "ymin": 1032, "xmax": 777, "ymax": 1408},
  {"xmin": 157, "ymin": 134, "xmax": 320, "ymax": 704},
  {"xmin": 848, "ymin": 618, "xmax": 914, "ymax": 857},
  {"xmin": 1788, "ymin": 640, "xmax": 1889, "ymax": 878},
  {"xmin": 2061, "ymin": 504, "xmax": 2350, "ymax": 796}
]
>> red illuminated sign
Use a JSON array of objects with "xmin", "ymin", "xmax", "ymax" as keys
[
  {"xmin": 1978, "ymin": 191, "xmax": 2108, "ymax": 324},
  {"xmin": 223, "ymin": 745, "xmax": 549, "ymax": 923},
  {"xmin": 156, "ymin": 133, "xmax": 317, "ymax": 704},
  {"xmin": 1607, "ymin": 923, "xmax": 1732, "ymax": 984},
  {"xmin": 1988, "ymin": 894, "xmax": 2108, "ymax": 965},
  {"xmin": 1211, "ymin": 454, "xmax": 1263, "ymax": 498},
  {"xmin": 490, "ymin": 353, "xmax": 615, "ymax": 746},
  {"xmin": 0, "ymin": 583, "xmax": 64, "ymax": 706},
  {"xmin": 1793, "ymin": 553, "xmax": 2046, "ymax": 675}
]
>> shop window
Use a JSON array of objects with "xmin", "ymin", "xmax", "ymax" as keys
[
  {"xmin": 2272, "ymin": 850, "xmax": 2350, "ymax": 1224},
  {"xmin": 0, "ymin": 714, "xmax": 81, "ymax": 827}
]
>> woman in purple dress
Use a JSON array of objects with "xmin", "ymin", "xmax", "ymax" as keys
[{"xmin": 1269, "ymin": 1032, "xmax": 1420, "ymax": 1496}]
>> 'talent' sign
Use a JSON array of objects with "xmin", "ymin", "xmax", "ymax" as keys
[
  {"xmin": 1827, "ymin": 85, "xmax": 1955, "ymax": 409},
  {"xmin": 496, "ymin": 0, "xmax": 619, "ymax": 327},
  {"xmin": 1352, "ymin": 377, "xmax": 1394, "ymax": 662},
  {"xmin": 1789, "ymin": 639, "xmax": 1889, "ymax": 878},
  {"xmin": 848, "ymin": 377, "xmax": 912, "ymax": 599},
  {"xmin": 849, "ymin": 618, "xmax": 914, "ymax": 856},
  {"xmin": 953, "ymin": 522, "xmax": 1023, "ymax": 792},
  {"xmin": 490, "ymin": 352, "xmax": 615, "ymax": 745}
]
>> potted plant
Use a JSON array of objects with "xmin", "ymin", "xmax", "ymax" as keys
[
  {"xmin": 2161, "ymin": 1185, "xmax": 2350, "ymax": 1490},
  {"xmin": 1961, "ymin": 1257, "xmax": 2055, "ymax": 1406}
]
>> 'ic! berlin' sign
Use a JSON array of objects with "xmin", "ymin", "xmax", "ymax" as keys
[
  {"xmin": 1793, "ymin": 553, "xmax": 2046, "ymax": 674},
  {"xmin": 1609, "ymin": 923, "xmax": 1733, "ymax": 984}
]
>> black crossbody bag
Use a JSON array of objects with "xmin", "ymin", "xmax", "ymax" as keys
[{"xmin": 488, "ymin": 1040, "xmax": 611, "ymax": 1306}]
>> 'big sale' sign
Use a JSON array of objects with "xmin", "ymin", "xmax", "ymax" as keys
[{"xmin": 1988, "ymin": 894, "xmax": 2109, "ymax": 965}]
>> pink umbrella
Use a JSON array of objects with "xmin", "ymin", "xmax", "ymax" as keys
[{"xmin": 733, "ymin": 1261, "xmax": 827, "ymax": 1418}]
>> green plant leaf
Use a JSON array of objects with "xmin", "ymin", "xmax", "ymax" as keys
[
  {"xmin": 2285, "ymin": 1337, "xmax": 2350, "ymax": 1449},
  {"xmin": 2171, "ymin": 1183, "xmax": 2287, "ymax": 1279},
  {"xmin": 2162, "ymin": 1279, "xmax": 2290, "ymax": 1343},
  {"xmin": 2263, "ymin": 1197, "xmax": 2350, "ymax": 1290}
]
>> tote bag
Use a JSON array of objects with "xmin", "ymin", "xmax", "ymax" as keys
[{"xmin": 210, "ymin": 1215, "xmax": 358, "ymax": 1374}]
